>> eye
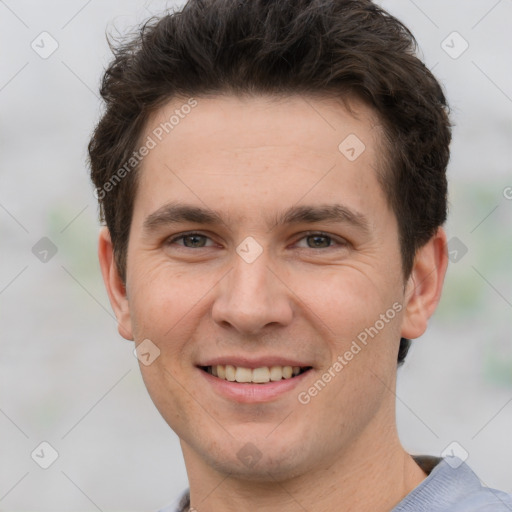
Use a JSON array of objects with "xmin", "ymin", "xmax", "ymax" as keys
[
  {"xmin": 294, "ymin": 232, "xmax": 347, "ymax": 249},
  {"xmin": 165, "ymin": 231, "xmax": 347, "ymax": 251},
  {"xmin": 166, "ymin": 232, "xmax": 215, "ymax": 248}
]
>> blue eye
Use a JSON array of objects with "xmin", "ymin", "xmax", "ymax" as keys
[
  {"xmin": 295, "ymin": 232, "xmax": 345, "ymax": 249},
  {"xmin": 303, "ymin": 234, "xmax": 332, "ymax": 248},
  {"xmin": 166, "ymin": 231, "xmax": 346, "ymax": 250},
  {"xmin": 168, "ymin": 233, "xmax": 213, "ymax": 248}
]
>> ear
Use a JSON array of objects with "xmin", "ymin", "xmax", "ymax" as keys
[
  {"xmin": 400, "ymin": 227, "xmax": 448, "ymax": 340},
  {"xmin": 98, "ymin": 227, "xmax": 134, "ymax": 341}
]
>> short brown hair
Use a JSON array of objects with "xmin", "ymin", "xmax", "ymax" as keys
[{"xmin": 88, "ymin": 0, "xmax": 451, "ymax": 364}]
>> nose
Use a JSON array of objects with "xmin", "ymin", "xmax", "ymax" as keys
[{"xmin": 211, "ymin": 248, "xmax": 294, "ymax": 335}]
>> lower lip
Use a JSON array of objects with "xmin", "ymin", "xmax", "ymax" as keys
[{"xmin": 198, "ymin": 368, "xmax": 312, "ymax": 403}]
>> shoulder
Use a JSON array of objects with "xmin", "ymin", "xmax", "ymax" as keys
[
  {"xmin": 157, "ymin": 490, "xmax": 190, "ymax": 512},
  {"xmin": 394, "ymin": 456, "xmax": 512, "ymax": 511},
  {"xmin": 452, "ymin": 486, "xmax": 512, "ymax": 511}
]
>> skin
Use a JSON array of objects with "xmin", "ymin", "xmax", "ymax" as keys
[{"xmin": 99, "ymin": 94, "xmax": 448, "ymax": 512}]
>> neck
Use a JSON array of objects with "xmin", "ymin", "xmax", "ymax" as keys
[{"xmin": 181, "ymin": 425, "xmax": 427, "ymax": 512}]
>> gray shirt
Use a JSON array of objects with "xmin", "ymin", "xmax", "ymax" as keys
[
  {"xmin": 392, "ymin": 455, "xmax": 512, "ymax": 511},
  {"xmin": 161, "ymin": 455, "xmax": 512, "ymax": 511}
]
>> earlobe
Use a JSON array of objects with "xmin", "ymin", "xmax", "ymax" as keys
[
  {"xmin": 97, "ymin": 227, "xmax": 134, "ymax": 341},
  {"xmin": 400, "ymin": 228, "xmax": 448, "ymax": 340}
]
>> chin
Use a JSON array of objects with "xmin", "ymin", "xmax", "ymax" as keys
[
  {"xmin": 191, "ymin": 431, "xmax": 318, "ymax": 482},
  {"xmin": 214, "ymin": 450, "xmax": 312, "ymax": 482}
]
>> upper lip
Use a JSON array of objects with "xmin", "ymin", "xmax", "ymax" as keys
[{"xmin": 197, "ymin": 356, "xmax": 312, "ymax": 369}]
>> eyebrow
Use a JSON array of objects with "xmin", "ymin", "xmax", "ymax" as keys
[
  {"xmin": 142, "ymin": 201, "xmax": 370, "ymax": 235},
  {"xmin": 273, "ymin": 204, "xmax": 370, "ymax": 234},
  {"xmin": 143, "ymin": 202, "xmax": 224, "ymax": 233}
]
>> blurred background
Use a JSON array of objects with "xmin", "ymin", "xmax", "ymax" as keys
[{"xmin": 1, "ymin": 0, "xmax": 511, "ymax": 510}]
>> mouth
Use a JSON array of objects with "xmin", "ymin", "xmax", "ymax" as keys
[{"xmin": 199, "ymin": 365, "xmax": 313, "ymax": 384}]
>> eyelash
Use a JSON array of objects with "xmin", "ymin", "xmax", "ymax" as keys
[{"xmin": 166, "ymin": 231, "xmax": 347, "ymax": 250}]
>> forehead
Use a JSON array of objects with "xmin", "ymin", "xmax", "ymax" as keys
[
  {"xmin": 145, "ymin": 93, "xmax": 383, "ymax": 163},
  {"xmin": 133, "ymin": 94, "xmax": 391, "ymax": 224}
]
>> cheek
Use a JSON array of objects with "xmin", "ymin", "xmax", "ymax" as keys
[
  {"xmin": 126, "ymin": 260, "xmax": 211, "ymax": 340},
  {"xmin": 138, "ymin": 363, "xmax": 206, "ymax": 444},
  {"xmin": 290, "ymin": 265, "xmax": 404, "ymax": 382},
  {"xmin": 293, "ymin": 266, "xmax": 393, "ymax": 334}
]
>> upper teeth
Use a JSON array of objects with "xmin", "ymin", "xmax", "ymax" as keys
[{"xmin": 208, "ymin": 365, "xmax": 303, "ymax": 383}]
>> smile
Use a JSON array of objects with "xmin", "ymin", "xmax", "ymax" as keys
[{"xmin": 201, "ymin": 365, "xmax": 312, "ymax": 384}]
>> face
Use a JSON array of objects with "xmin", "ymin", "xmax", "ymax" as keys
[{"xmin": 100, "ymin": 94, "xmax": 444, "ymax": 481}]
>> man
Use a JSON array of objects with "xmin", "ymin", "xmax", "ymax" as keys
[{"xmin": 88, "ymin": 0, "xmax": 512, "ymax": 510}]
